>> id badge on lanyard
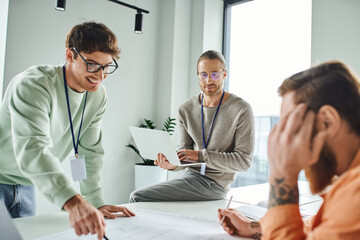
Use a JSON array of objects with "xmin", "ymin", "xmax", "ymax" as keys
[
  {"xmin": 63, "ymin": 65, "xmax": 88, "ymax": 181},
  {"xmin": 70, "ymin": 155, "xmax": 87, "ymax": 181}
]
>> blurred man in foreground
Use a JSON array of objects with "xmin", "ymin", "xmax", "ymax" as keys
[{"xmin": 219, "ymin": 61, "xmax": 360, "ymax": 239}]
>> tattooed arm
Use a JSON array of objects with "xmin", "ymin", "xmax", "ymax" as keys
[
  {"xmin": 250, "ymin": 222, "xmax": 262, "ymax": 240},
  {"xmin": 268, "ymin": 177, "xmax": 299, "ymax": 208},
  {"xmin": 218, "ymin": 177, "xmax": 301, "ymax": 239},
  {"xmin": 260, "ymin": 104, "xmax": 327, "ymax": 239},
  {"xmin": 218, "ymin": 208, "xmax": 262, "ymax": 239}
]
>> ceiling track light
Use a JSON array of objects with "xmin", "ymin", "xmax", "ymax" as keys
[
  {"xmin": 54, "ymin": 0, "xmax": 149, "ymax": 34},
  {"xmin": 134, "ymin": 11, "xmax": 143, "ymax": 34},
  {"xmin": 108, "ymin": 0, "xmax": 149, "ymax": 34},
  {"xmin": 55, "ymin": 0, "xmax": 66, "ymax": 11}
]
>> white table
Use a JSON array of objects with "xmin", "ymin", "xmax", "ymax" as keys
[
  {"xmin": 13, "ymin": 182, "xmax": 323, "ymax": 239},
  {"xmin": 13, "ymin": 200, "xmax": 243, "ymax": 240}
]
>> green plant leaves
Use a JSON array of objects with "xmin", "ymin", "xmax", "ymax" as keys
[
  {"xmin": 162, "ymin": 117, "xmax": 176, "ymax": 135},
  {"xmin": 126, "ymin": 143, "xmax": 146, "ymax": 161},
  {"xmin": 139, "ymin": 119, "xmax": 156, "ymax": 129}
]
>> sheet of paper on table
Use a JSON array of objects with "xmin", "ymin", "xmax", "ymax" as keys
[
  {"xmin": 235, "ymin": 199, "xmax": 323, "ymax": 220},
  {"xmin": 36, "ymin": 209, "xmax": 248, "ymax": 240},
  {"xmin": 236, "ymin": 204, "xmax": 267, "ymax": 220}
]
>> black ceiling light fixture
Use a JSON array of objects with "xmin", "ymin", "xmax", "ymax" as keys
[
  {"xmin": 108, "ymin": 0, "xmax": 149, "ymax": 34},
  {"xmin": 54, "ymin": 0, "xmax": 149, "ymax": 34},
  {"xmin": 134, "ymin": 11, "xmax": 143, "ymax": 34},
  {"xmin": 55, "ymin": 0, "xmax": 66, "ymax": 11}
]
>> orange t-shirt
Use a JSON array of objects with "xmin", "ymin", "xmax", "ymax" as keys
[{"xmin": 261, "ymin": 150, "xmax": 360, "ymax": 240}]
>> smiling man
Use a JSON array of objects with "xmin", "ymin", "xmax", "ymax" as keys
[
  {"xmin": 0, "ymin": 22, "xmax": 134, "ymax": 240},
  {"xmin": 130, "ymin": 50, "xmax": 255, "ymax": 202},
  {"xmin": 218, "ymin": 61, "xmax": 360, "ymax": 239}
]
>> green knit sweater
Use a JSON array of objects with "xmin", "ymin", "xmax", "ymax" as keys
[{"xmin": 0, "ymin": 64, "xmax": 107, "ymax": 209}]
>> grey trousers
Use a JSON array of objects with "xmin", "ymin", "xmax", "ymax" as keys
[{"xmin": 129, "ymin": 170, "xmax": 227, "ymax": 203}]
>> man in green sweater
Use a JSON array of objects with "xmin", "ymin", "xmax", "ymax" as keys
[
  {"xmin": 130, "ymin": 50, "xmax": 255, "ymax": 202},
  {"xmin": 0, "ymin": 22, "xmax": 134, "ymax": 240}
]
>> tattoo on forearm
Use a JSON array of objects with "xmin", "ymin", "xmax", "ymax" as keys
[
  {"xmin": 250, "ymin": 221, "xmax": 261, "ymax": 228},
  {"xmin": 250, "ymin": 222, "xmax": 262, "ymax": 239},
  {"xmin": 269, "ymin": 177, "xmax": 299, "ymax": 208},
  {"xmin": 250, "ymin": 232, "xmax": 262, "ymax": 240}
]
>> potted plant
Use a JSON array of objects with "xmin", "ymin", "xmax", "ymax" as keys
[{"xmin": 127, "ymin": 117, "xmax": 176, "ymax": 189}]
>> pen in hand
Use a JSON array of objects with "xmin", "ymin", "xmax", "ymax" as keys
[
  {"xmin": 104, "ymin": 235, "xmax": 109, "ymax": 240},
  {"xmin": 220, "ymin": 195, "xmax": 233, "ymax": 224}
]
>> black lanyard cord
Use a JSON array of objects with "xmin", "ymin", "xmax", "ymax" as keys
[
  {"xmin": 201, "ymin": 90, "xmax": 225, "ymax": 149},
  {"xmin": 63, "ymin": 65, "xmax": 88, "ymax": 157}
]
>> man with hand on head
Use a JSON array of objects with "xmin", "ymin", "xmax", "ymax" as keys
[
  {"xmin": 218, "ymin": 61, "xmax": 360, "ymax": 239},
  {"xmin": 0, "ymin": 22, "xmax": 134, "ymax": 240},
  {"xmin": 130, "ymin": 50, "xmax": 255, "ymax": 202}
]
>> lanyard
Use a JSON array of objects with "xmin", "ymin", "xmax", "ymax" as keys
[
  {"xmin": 63, "ymin": 65, "xmax": 88, "ymax": 158},
  {"xmin": 201, "ymin": 90, "xmax": 225, "ymax": 149}
]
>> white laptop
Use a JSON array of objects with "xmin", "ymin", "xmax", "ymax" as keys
[
  {"xmin": 0, "ymin": 202, "xmax": 23, "ymax": 240},
  {"xmin": 129, "ymin": 127, "xmax": 203, "ymax": 167}
]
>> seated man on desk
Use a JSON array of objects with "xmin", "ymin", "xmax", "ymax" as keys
[
  {"xmin": 130, "ymin": 50, "xmax": 255, "ymax": 202},
  {"xmin": 218, "ymin": 61, "xmax": 360, "ymax": 239}
]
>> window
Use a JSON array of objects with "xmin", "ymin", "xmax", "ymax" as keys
[{"xmin": 224, "ymin": 0, "xmax": 312, "ymax": 187}]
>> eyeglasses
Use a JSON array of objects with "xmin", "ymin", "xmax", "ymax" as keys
[
  {"xmin": 71, "ymin": 47, "xmax": 118, "ymax": 74},
  {"xmin": 197, "ymin": 70, "xmax": 225, "ymax": 81}
]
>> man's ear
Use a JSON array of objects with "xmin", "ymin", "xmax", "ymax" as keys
[
  {"xmin": 65, "ymin": 48, "xmax": 75, "ymax": 62},
  {"xmin": 316, "ymin": 105, "xmax": 341, "ymax": 136}
]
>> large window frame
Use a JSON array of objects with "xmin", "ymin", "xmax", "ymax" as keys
[
  {"xmin": 222, "ymin": 0, "xmax": 311, "ymax": 186},
  {"xmin": 222, "ymin": 0, "xmax": 253, "ymax": 91}
]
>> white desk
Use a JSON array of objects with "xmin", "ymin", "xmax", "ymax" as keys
[
  {"xmin": 13, "ymin": 200, "xmax": 244, "ymax": 240},
  {"xmin": 13, "ymin": 182, "xmax": 323, "ymax": 239}
]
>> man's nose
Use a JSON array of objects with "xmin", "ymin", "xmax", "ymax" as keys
[
  {"xmin": 96, "ymin": 68, "xmax": 105, "ymax": 80},
  {"xmin": 204, "ymin": 74, "xmax": 213, "ymax": 82}
]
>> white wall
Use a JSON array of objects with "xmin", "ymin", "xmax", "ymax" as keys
[
  {"xmin": 312, "ymin": 0, "xmax": 360, "ymax": 74},
  {"xmin": 0, "ymin": 0, "xmax": 9, "ymax": 100},
  {"xmin": 3, "ymin": 0, "xmax": 223, "ymax": 214}
]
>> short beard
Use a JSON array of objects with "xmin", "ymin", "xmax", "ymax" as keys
[
  {"xmin": 305, "ymin": 144, "xmax": 338, "ymax": 194},
  {"xmin": 200, "ymin": 81, "xmax": 224, "ymax": 97}
]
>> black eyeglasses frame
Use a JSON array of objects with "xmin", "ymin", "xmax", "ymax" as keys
[{"xmin": 70, "ymin": 47, "xmax": 118, "ymax": 74}]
